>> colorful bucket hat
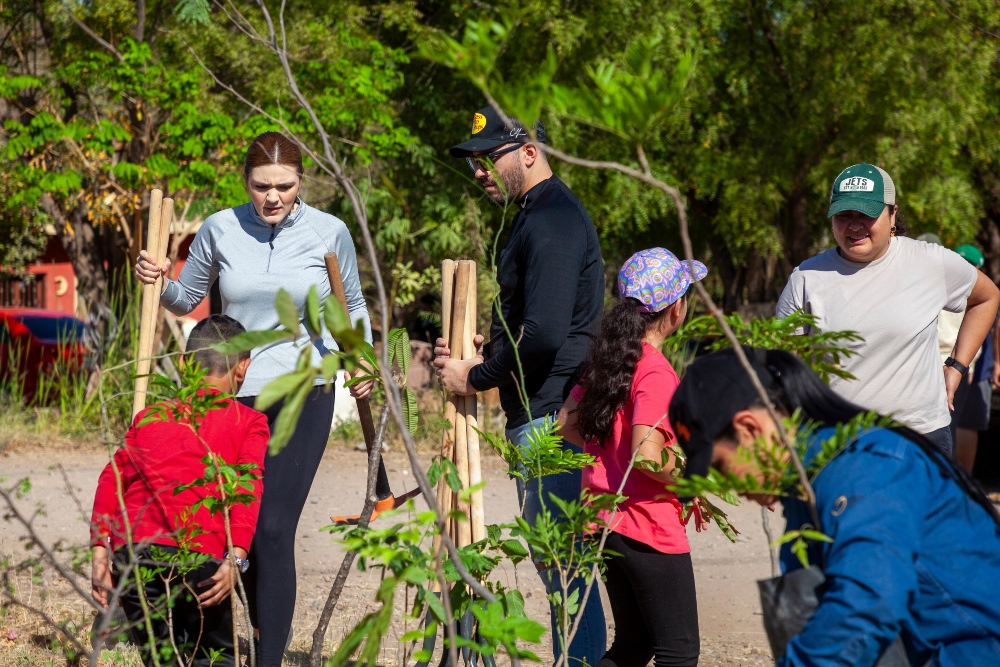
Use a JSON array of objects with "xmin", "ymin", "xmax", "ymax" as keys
[{"xmin": 618, "ymin": 248, "xmax": 708, "ymax": 312}]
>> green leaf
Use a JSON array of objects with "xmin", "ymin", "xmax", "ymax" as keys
[
  {"xmin": 501, "ymin": 589, "xmax": 525, "ymax": 618},
  {"xmin": 769, "ymin": 531, "xmax": 802, "ymax": 549},
  {"xmin": 321, "ymin": 353, "xmax": 341, "ymax": 383},
  {"xmin": 324, "ymin": 296, "xmax": 352, "ymax": 336},
  {"xmin": 402, "ymin": 388, "xmax": 419, "ymax": 434},
  {"xmin": 799, "ymin": 529, "xmax": 834, "ymax": 543},
  {"xmin": 304, "ymin": 285, "xmax": 322, "ymax": 338},
  {"xmin": 500, "ymin": 539, "xmax": 529, "ymax": 559},
  {"xmin": 400, "ymin": 629, "xmax": 424, "ymax": 643},
  {"xmin": 275, "ymin": 289, "xmax": 300, "ymax": 333},
  {"xmin": 175, "ymin": 0, "xmax": 211, "ymax": 25},
  {"xmin": 212, "ymin": 329, "xmax": 292, "ymax": 355},
  {"xmin": 255, "ymin": 370, "xmax": 312, "ymax": 413},
  {"xmin": 268, "ymin": 369, "xmax": 318, "ymax": 454},
  {"xmin": 388, "ymin": 328, "xmax": 410, "ymax": 378},
  {"xmin": 791, "ymin": 537, "xmax": 810, "ymax": 568}
]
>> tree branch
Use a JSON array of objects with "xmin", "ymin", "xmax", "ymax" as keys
[
  {"xmin": 69, "ymin": 15, "xmax": 125, "ymax": 63},
  {"xmin": 0, "ymin": 482, "xmax": 106, "ymax": 612},
  {"xmin": 308, "ymin": 404, "xmax": 392, "ymax": 667}
]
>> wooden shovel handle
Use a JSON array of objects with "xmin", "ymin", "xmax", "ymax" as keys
[{"xmin": 323, "ymin": 252, "xmax": 377, "ymax": 453}]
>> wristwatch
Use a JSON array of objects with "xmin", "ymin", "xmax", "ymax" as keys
[
  {"xmin": 944, "ymin": 357, "xmax": 969, "ymax": 377},
  {"xmin": 223, "ymin": 552, "xmax": 250, "ymax": 573}
]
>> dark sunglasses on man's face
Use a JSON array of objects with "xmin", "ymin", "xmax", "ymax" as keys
[{"xmin": 466, "ymin": 144, "xmax": 521, "ymax": 174}]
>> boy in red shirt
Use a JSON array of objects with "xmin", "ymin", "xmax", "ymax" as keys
[{"xmin": 91, "ymin": 315, "xmax": 268, "ymax": 667}]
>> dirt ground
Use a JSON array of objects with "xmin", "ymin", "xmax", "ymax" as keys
[{"xmin": 0, "ymin": 441, "xmax": 778, "ymax": 667}]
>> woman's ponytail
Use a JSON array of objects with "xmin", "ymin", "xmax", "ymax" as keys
[{"xmin": 578, "ymin": 299, "xmax": 662, "ymax": 445}]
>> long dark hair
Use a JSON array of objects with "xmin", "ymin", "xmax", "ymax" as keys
[
  {"xmin": 743, "ymin": 348, "xmax": 1000, "ymax": 525},
  {"xmin": 577, "ymin": 298, "xmax": 667, "ymax": 445}
]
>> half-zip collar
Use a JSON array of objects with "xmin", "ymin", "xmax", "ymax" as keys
[
  {"xmin": 251, "ymin": 198, "xmax": 306, "ymax": 273},
  {"xmin": 249, "ymin": 197, "xmax": 306, "ymax": 230}
]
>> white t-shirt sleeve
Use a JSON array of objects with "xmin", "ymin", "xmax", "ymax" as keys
[
  {"xmin": 777, "ymin": 269, "xmax": 805, "ymax": 334},
  {"xmin": 937, "ymin": 246, "xmax": 978, "ymax": 313}
]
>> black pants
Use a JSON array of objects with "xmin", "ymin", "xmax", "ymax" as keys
[
  {"xmin": 924, "ymin": 424, "xmax": 954, "ymax": 457},
  {"xmin": 116, "ymin": 546, "xmax": 234, "ymax": 667},
  {"xmin": 238, "ymin": 385, "xmax": 336, "ymax": 666},
  {"xmin": 598, "ymin": 533, "xmax": 700, "ymax": 667}
]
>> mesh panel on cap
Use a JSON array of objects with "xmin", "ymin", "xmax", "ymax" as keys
[{"xmin": 875, "ymin": 165, "xmax": 896, "ymax": 204}]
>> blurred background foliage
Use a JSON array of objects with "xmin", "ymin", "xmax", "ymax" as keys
[{"xmin": 2, "ymin": 0, "xmax": 1000, "ymax": 323}]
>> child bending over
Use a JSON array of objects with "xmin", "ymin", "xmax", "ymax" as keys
[{"xmin": 90, "ymin": 314, "xmax": 268, "ymax": 667}]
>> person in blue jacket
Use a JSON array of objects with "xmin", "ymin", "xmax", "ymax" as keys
[{"xmin": 668, "ymin": 347, "xmax": 1000, "ymax": 667}]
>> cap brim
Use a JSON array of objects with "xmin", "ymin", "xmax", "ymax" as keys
[
  {"xmin": 449, "ymin": 138, "xmax": 509, "ymax": 158},
  {"xmin": 682, "ymin": 260, "xmax": 708, "ymax": 283},
  {"xmin": 827, "ymin": 197, "xmax": 886, "ymax": 218},
  {"xmin": 682, "ymin": 437, "xmax": 713, "ymax": 481},
  {"xmin": 676, "ymin": 435, "xmax": 714, "ymax": 502}
]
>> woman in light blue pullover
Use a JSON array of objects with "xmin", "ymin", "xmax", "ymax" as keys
[{"xmin": 135, "ymin": 132, "xmax": 372, "ymax": 665}]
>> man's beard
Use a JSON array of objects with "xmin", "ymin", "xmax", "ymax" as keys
[{"xmin": 479, "ymin": 165, "xmax": 525, "ymax": 208}]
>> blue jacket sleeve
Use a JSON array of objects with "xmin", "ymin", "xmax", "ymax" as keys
[{"xmin": 777, "ymin": 443, "xmax": 924, "ymax": 667}]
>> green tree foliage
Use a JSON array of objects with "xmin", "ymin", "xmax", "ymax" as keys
[
  {"xmin": 5, "ymin": 1, "xmax": 999, "ymax": 317},
  {"xmin": 402, "ymin": 0, "xmax": 1000, "ymax": 310}
]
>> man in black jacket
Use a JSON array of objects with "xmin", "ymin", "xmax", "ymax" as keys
[{"xmin": 435, "ymin": 105, "xmax": 606, "ymax": 666}]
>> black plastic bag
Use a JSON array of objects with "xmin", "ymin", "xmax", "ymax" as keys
[{"xmin": 758, "ymin": 566, "xmax": 910, "ymax": 666}]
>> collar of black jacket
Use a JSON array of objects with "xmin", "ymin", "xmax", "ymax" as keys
[{"xmin": 517, "ymin": 175, "xmax": 558, "ymax": 209}]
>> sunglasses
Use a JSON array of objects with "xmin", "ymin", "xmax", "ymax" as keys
[{"xmin": 465, "ymin": 144, "xmax": 521, "ymax": 174}]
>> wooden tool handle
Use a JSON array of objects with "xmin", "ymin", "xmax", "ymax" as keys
[
  {"xmin": 323, "ymin": 252, "xmax": 378, "ymax": 454},
  {"xmin": 462, "ymin": 261, "xmax": 486, "ymax": 543},
  {"xmin": 434, "ymin": 260, "xmax": 458, "ymax": 555},
  {"xmin": 324, "ymin": 252, "xmax": 350, "ymax": 314},
  {"xmin": 449, "ymin": 262, "xmax": 472, "ymax": 547},
  {"xmin": 132, "ymin": 191, "xmax": 166, "ymax": 419}
]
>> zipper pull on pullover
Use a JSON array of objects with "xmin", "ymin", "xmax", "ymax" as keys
[{"xmin": 266, "ymin": 225, "xmax": 277, "ymax": 272}]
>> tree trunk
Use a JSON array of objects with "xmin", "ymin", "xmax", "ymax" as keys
[
  {"xmin": 976, "ymin": 167, "xmax": 1000, "ymax": 284},
  {"xmin": 41, "ymin": 194, "xmax": 107, "ymax": 315},
  {"xmin": 788, "ymin": 182, "xmax": 811, "ymax": 268},
  {"xmin": 706, "ymin": 233, "xmax": 743, "ymax": 314}
]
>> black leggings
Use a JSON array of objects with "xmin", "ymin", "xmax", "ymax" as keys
[
  {"xmin": 597, "ymin": 532, "xmax": 700, "ymax": 667},
  {"xmin": 116, "ymin": 546, "xmax": 235, "ymax": 667},
  {"xmin": 238, "ymin": 386, "xmax": 335, "ymax": 666}
]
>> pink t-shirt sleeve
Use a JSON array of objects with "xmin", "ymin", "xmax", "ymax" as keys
[
  {"xmin": 630, "ymin": 353, "xmax": 680, "ymax": 442},
  {"xmin": 570, "ymin": 383, "xmax": 585, "ymax": 403}
]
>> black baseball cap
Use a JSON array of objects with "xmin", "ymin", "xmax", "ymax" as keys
[
  {"xmin": 449, "ymin": 105, "xmax": 546, "ymax": 158},
  {"xmin": 669, "ymin": 347, "xmax": 779, "ymax": 480}
]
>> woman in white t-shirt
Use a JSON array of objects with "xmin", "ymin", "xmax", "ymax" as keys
[{"xmin": 777, "ymin": 163, "xmax": 999, "ymax": 455}]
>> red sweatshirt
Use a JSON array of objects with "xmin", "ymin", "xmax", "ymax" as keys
[{"xmin": 91, "ymin": 392, "xmax": 268, "ymax": 557}]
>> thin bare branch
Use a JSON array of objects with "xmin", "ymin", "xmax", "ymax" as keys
[
  {"xmin": 940, "ymin": 1, "xmax": 1000, "ymax": 39},
  {"xmin": 0, "ymin": 483, "xmax": 106, "ymax": 612},
  {"xmin": 308, "ymin": 404, "xmax": 391, "ymax": 667},
  {"xmin": 68, "ymin": 15, "xmax": 125, "ymax": 63}
]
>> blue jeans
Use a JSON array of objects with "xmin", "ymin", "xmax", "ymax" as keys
[{"xmin": 507, "ymin": 415, "xmax": 607, "ymax": 667}]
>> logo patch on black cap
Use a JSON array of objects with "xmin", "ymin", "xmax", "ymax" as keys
[
  {"xmin": 675, "ymin": 422, "xmax": 690, "ymax": 442},
  {"xmin": 472, "ymin": 113, "xmax": 487, "ymax": 134}
]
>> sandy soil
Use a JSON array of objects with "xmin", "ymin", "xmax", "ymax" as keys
[{"xmin": 0, "ymin": 443, "xmax": 779, "ymax": 666}]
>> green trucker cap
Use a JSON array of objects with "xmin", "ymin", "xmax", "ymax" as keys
[{"xmin": 827, "ymin": 163, "xmax": 896, "ymax": 218}]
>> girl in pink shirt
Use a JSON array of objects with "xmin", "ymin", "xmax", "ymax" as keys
[{"xmin": 560, "ymin": 248, "xmax": 707, "ymax": 667}]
